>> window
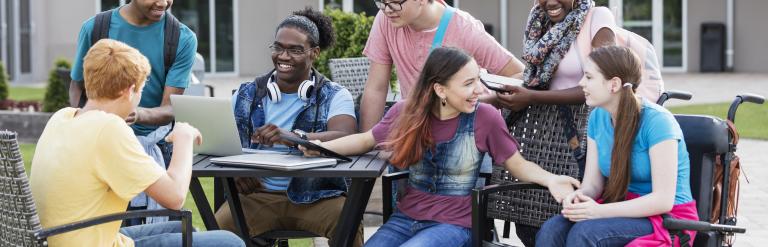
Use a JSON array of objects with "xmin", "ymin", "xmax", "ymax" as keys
[
  {"xmin": 0, "ymin": 0, "xmax": 32, "ymax": 80},
  {"xmin": 663, "ymin": 0, "xmax": 683, "ymax": 67},
  {"xmin": 623, "ymin": 0, "xmax": 653, "ymax": 42},
  {"xmin": 172, "ymin": 0, "xmax": 236, "ymax": 74},
  {"xmin": 103, "ymin": 0, "xmax": 237, "ymax": 74},
  {"xmin": 100, "ymin": 0, "xmax": 121, "ymax": 11},
  {"xmin": 604, "ymin": 0, "xmax": 686, "ymax": 70}
]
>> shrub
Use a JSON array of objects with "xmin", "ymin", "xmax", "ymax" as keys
[
  {"xmin": 315, "ymin": 8, "xmax": 398, "ymax": 92},
  {"xmin": 42, "ymin": 59, "xmax": 72, "ymax": 112},
  {"xmin": 315, "ymin": 8, "xmax": 374, "ymax": 76},
  {"xmin": 0, "ymin": 62, "xmax": 8, "ymax": 100}
]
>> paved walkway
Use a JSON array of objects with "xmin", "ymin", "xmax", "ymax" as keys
[{"xmin": 209, "ymin": 72, "xmax": 767, "ymax": 246}]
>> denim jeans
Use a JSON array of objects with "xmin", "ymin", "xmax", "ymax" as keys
[
  {"xmin": 365, "ymin": 211, "xmax": 471, "ymax": 247},
  {"xmin": 119, "ymin": 221, "xmax": 244, "ymax": 247},
  {"xmin": 536, "ymin": 215, "xmax": 653, "ymax": 247}
]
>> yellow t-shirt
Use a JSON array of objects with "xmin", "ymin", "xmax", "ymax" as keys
[{"xmin": 30, "ymin": 108, "xmax": 164, "ymax": 247}]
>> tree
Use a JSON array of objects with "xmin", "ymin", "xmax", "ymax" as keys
[
  {"xmin": 0, "ymin": 62, "xmax": 8, "ymax": 101},
  {"xmin": 42, "ymin": 59, "xmax": 72, "ymax": 112}
]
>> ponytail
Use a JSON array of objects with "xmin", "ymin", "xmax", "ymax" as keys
[{"xmin": 588, "ymin": 46, "xmax": 643, "ymax": 203}]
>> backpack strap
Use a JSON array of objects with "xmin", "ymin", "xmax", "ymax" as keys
[
  {"xmin": 430, "ymin": 6, "xmax": 455, "ymax": 53},
  {"xmin": 163, "ymin": 12, "xmax": 181, "ymax": 77},
  {"xmin": 81, "ymin": 10, "xmax": 115, "ymax": 107},
  {"xmin": 91, "ymin": 10, "xmax": 113, "ymax": 45}
]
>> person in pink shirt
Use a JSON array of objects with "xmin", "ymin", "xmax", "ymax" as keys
[
  {"xmin": 501, "ymin": 1, "xmax": 621, "ymax": 244},
  {"xmin": 360, "ymin": 0, "xmax": 525, "ymax": 131},
  {"xmin": 302, "ymin": 47, "xmax": 578, "ymax": 247}
]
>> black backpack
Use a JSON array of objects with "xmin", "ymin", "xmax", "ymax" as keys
[{"xmin": 77, "ymin": 10, "xmax": 181, "ymax": 107}]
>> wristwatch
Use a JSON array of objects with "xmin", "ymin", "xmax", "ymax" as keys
[{"xmin": 292, "ymin": 129, "xmax": 309, "ymax": 140}]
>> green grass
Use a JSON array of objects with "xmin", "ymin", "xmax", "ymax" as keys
[
  {"xmin": 20, "ymin": 143, "xmax": 35, "ymax": 174},
  {"xmin": 8, "ymin": 86, "xmax": 46, "ymax": 101},
  {"xmin": 668, "ymin": 102, "xmax": 768, "ymax": 140},
  {"xmin": 20, "ymin": 143, "xmax": 313, "ymax": 246}
]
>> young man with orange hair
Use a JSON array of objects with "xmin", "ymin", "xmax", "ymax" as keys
[{"xmin": 30, "ymin": 39, "xmax": 243, "ymax": 247}]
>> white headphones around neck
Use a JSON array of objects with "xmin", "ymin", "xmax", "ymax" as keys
[{"xmin": 266, "ymin": 71, "xmax": 318, "ymax": 103}]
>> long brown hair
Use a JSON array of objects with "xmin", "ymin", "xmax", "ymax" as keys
[
  {"xmin": 385, "ymin": 47, "xmax": 473, "ymax": 169},
  {"xmin": 588, "ymin": 46, "xmax": 643, "ymax": 203}
]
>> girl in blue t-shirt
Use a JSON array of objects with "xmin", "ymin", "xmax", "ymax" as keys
[{"xmin": 537, "ymin": 46, "xmax": 697, "ymax": 246}]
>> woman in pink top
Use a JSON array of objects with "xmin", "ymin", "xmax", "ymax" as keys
[
  {"xmin": 497, "ymin": 0, "xmax": 617, "ymax": 110},
  {"xmin": 302, "ymin": 47, "xmax": 578, "ymax": 247}
]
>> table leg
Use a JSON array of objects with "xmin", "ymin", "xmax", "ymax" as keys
[
  {"xmin": 190, "ymin": 177, "xmax": 220, "ymax": 230},
  {"xmin": 224, "ymin": 177, "xmax": 254, "ymax": 247},
  {"xmin": 214, "ymin": 177, "xmax": 225, "ymax": 211},
  {"xmin": 331, "ymin": 177, "xmax": 376, "ymax": 247}
]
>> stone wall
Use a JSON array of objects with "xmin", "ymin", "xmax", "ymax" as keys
[{"xmin": 0, "ymin": 111, "xmax": 52, "ymax": 143}]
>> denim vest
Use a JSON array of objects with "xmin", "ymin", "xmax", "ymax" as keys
[
  {"xmin": 233, "ymin": 69, "xmax": 349, "ymax": 204},
  {"xmin": 408, "ymin": 108, "xmax": 485, "ymax": 196}
]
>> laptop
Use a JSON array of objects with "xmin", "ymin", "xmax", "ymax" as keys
[
  {"xmin": 170, "ymin": 95, "xmax": 254, "ymax": 156},
  {"xmin": 210, "ymin": 151, "xmax": 338, "ymax": 171},
  {"xmin": 171, "ymin": 95, "xmax": 353, "ymax": 163}
]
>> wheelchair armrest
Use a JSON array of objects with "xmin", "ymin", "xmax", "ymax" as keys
[
  {"xmin": 657, "ymin": 90, "xmax": 693, "ymax": 106},
  {"xmin": 663, "ymin": 217, "xmax": 746, "ymax": 234},
  {"xmin": 36, "ymin": 209, "xmax": 194, "ymax": 247}
]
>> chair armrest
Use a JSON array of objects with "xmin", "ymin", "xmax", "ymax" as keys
[
  {"xmin": 382, "ymin": 171, "xmax": 494, "ymax": 223},
  {"xmin": 382, "ymin": 170, "xmax": 410, "ymax": 222},
  {"xmin": 36, "ymin": 209, "xmax": 194, "ymax": 247},
  {"xmin": 663, "ymin": 217, "xmax": 746, "ymax": 234},
  {"xmin": 475, "ymin": 182, "xmax": 546, "ymax": 196},
  {"xmin": 382, "ymin": 170, "xmax": 410, "ymax": 181},
  {"xmin": 471, "ymin": 182, "xmax": 546, "ymax": 247}
]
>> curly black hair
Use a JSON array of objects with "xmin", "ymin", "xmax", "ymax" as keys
[{"xmin": 276, "ymin": 7, "xmax": 335, "ymax": 50}]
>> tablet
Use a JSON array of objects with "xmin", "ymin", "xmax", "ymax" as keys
[
  {"xmin": 280, "ymin": 133, "xmax": 353, "ymax": 162},
  {"xmin": 479, "ymin": 69, "xmax": 524, "ymax": 92}
]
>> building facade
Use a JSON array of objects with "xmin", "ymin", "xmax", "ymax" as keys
[{"xmin": 8, "ymin": 0, "xmax": 768, "ymax": 84}]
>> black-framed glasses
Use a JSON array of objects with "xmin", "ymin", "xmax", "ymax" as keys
[
  {"xmin": 374, "ymin": 0, "xmax": 407, "ymax": 11},
  {"xmin": 269, "ymin": 44, "xmax": 312, "ymax": 57}
]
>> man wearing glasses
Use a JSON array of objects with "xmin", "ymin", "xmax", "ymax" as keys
[
  {"xmin": 215, "ymin": 8, "xmax": 361, "ymax": 246},
  {"xmin": 360, "ymin": 0, "xmax": 525, "ymax": 131}
]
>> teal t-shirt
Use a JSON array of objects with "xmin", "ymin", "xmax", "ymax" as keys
[
  {"xmin": 71, "ymin": 7, "xmax": 198, "ymax": 136},
  {"xmin": 587, "ymin": 99, "xmax": 693, "ymax": 204}
]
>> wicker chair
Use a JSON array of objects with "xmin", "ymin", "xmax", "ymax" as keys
[
  {"xmin": 0, "ymin": 130, "xmax": 193, "ymax": 247},
  {"xmin": 469, "ymin": 104, "xmax": 590, "ymax": 246},
  {"xmin": 327, "ymin": 57, "xmax": 370, "ymax": 107}
]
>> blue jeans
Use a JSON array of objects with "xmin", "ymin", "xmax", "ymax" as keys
[
  {"xmin": 119, "ymin": 221, "xmax": 244, "ymax": 247},
  {"xmin": 365, "ymin": 211, "xmax": 470, "ymax": 247},
  {"xmin": 536, "ymin": 215, "xmax": 654, "ymax": 247}
]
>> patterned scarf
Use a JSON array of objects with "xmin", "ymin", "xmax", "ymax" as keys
[{"xmin": 522, "ymin": 0, "xmax": 592, "ymax": 90}]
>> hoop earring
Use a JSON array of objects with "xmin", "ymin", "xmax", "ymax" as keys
[{"xmin": 441, "ymin": 98, "xmax": 447, "ymax": 106}]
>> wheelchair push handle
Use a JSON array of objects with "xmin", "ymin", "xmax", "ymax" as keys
[
  {"xmin": 727, "ymin": 93, "xmax": 765, "ymax": 123},
  {"xmin": 656, "ymin": 90, "xmax": 693, "ymax": 106},
  {"xmin": 663, "ymin": 217, "xmax": 746, "ymax": 234}
]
